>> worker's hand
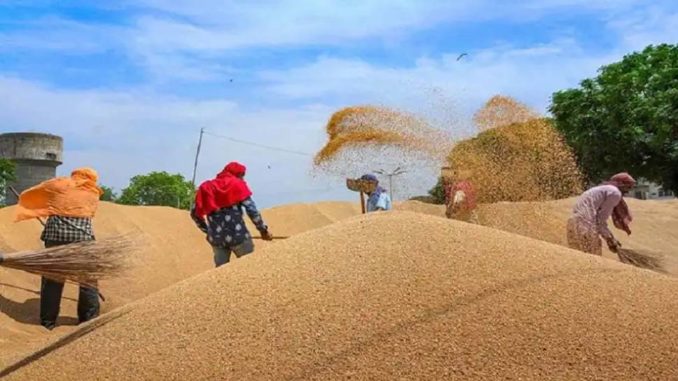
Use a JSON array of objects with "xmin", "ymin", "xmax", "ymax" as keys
[
  {"xmin": 260, "ymin": 230, "xmax": 274, "ymax": 241},
  {"xmin": 606, "ymin": 237, "xmax": 621, "ymax": 253}
]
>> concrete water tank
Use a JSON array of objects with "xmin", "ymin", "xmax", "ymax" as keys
[{"xmin": 0, "ymin": 132, "xmax": 63, "ymax": 205}]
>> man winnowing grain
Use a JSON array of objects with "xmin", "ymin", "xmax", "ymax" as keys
[
  {"xmin": 14, "ymin": 167, "xmax": 104, "ymax": 330},
  {"xmin": 360, "ymin": 174, "xmax": 392, "ymax": 212},
  {"xmin": 567, "ymin": 172, "xmax": 636, "ymax": 255}
]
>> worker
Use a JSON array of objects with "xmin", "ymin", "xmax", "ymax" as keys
[
  {"xmin": 361, "ymin": 174, "xmax": 392, "ymax": 212},
  {"xmin": 567, "ymin": 172, "xmax": 636, "ymax": 255},
  {"xmin": 444, "ymin": 169, "xmax": 478, "ymax": 223},
  {"xmin": 191, "ymin": 162, "xmax": 273, "ymax": 267},
  {"xmin": 15, "ymin": 168, "xmax": 103, "ymax": 330}
]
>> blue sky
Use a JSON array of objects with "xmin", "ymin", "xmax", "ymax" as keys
[{"xmin": 1, "ymin": 0, "xmax": 676, "ymax": 207}]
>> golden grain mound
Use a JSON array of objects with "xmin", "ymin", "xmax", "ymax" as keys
[
  {"xmin": 0, "ymin": 201, "xmax": 360, "ymax": 368},
  {"xmin": 4, "ymin": 211, "xmax": 678, "ymax": 380},
  {"xmin": 397, "ymin": 198, "xmax": 678, "ymax": 272},
  {"xmin": 448, "ymin": 118, "xmax": 584, "ymax": 203}
]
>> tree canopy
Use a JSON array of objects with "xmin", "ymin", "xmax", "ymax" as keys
[
  {"xmin": 117, "ymin": 171, "xmax": 194, "ymax": 209},
  {"xmin": 100, "ymin": 185, "xmax": 117, "ymax": 202},
  {"xmin": 0, "ymin": 159, "xmax": 16, "ymax": 206},
  {"xmin": 550, "ymin": 44, "xmax": 678, "ymax": 191}
]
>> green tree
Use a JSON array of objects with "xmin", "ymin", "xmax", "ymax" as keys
[
  {"xmin": 427, "ymin": 177, "xmax": 446, "ymax": 204},
  {"xmin": 550, "ymin": 44, "xmax": 678, "ymax": 191},
  {"xmin": 118, "ymin": 171, "xmax": 194, "ymax": 209},
  {"xmin": 0, "ymin": 159, "xmax": 16, "ymax": 206},
  {"xmin": 100, "ymin": 185, "xmax": 117, "ymax": 202}
]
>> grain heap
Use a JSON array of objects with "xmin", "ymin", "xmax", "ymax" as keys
[
  {"xmin": 0, "ymin": 201, "xmax": 359, "ymax": 368},
  {"xmin": 5, "ymin": 211, "xmax": 678, "ymax": 380}
]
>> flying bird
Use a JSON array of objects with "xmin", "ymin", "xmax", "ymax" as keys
[{"xmin": 456, "ymin": 53, "xmax": 468, "ymax": 61}]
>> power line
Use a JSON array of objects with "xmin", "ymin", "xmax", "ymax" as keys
[
  {"xmin": 197, "ymin": 129, "xmax": 408, "ymax": 177},
  {"xmin": 202, "ymin": 130, "xmax": 313, "ymax": 157}
]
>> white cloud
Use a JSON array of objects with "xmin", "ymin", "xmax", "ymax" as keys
[
  {"xmin": 0, "ymin": 16, "xmax": 125, "ymax": 53},
  {"xmin": 257, "ymin": 39, "xmax": 613, "ymax": 117},
  {"xmin": 607, "ymin": 6, "xmax": 678, "ymax": 50},
  {"xmin": 0, "ymin": 76, "xmax": 352, "ymax": 206},
  {"xmin": 1, "ymin": 0, "xmax": 676, "ymax": 206}
]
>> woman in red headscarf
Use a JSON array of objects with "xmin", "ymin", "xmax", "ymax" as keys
[
  {"xmin": 567, "ymin": 172, "xmax": 636, "ymax": 255},
  {"xmin": 444, "ymin": 168, "xmax": 478, "ymax": 223},
  {"xmin": 191, "ymin": 162, "xmax": 273, "ymax": 267}
]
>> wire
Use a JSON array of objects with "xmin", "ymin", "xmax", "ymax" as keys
[{"xmin": 203, "ymin": 130, "xmax": 314, "ymax": 157}]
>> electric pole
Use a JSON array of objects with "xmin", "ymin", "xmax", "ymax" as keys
[
  {"xmin": 374, "ymin": 166, "xmax": 407, "ymax": 201},
  {"xmin": 191, "ymin": 127, "xmax": 205, "ymax": 188}
]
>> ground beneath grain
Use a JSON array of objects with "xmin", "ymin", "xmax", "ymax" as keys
[{"xmin": 4, "ymin": 211, "xmax": 678, "ymax": 380}]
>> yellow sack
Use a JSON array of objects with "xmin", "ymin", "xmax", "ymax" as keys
[{"xmin": 15, "ymin": 167, "xmax": 103, "ymax": 222}]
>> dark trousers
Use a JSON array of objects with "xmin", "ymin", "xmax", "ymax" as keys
[{"xmin": 40, "ymin": 241, "xmax": 100, "ymax": 329}]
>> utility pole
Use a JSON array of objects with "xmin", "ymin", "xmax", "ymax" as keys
[
  {"xmin": 374, "ymin": 166, "xmax": 407, "ymax": 201},
  {"xmin": 191, "ymin": 127, "xmax": 205, "ymax": 188}
]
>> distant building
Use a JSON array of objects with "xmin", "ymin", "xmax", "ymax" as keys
[
  {"xmin": 630, "ymin": 179, "xmax": 675, "ymax": 200},
  {"xmin": 0, "ymin": 132, "xmax": 63, "ymax": 205}
]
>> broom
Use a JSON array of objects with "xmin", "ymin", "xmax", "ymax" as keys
[
  {"xmin": 616, "ymin": 244, "xmax": 665, "ymax": 273},
  {"xmin": 6, "ymin": 186, "xmax": 122, "ymax": 300},
  {"xmin": 0, "ymin": 234, "xmax": 137, "ymax": 290}
]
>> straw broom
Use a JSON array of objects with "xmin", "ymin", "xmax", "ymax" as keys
[
  {"xmin": 616, "ymin": 246, "xmax": 665, "ymax": 273},
  {"xmin": 0, "ymin": 235, "xmax": 137, "ymax": 289},
  {"xmin": 0, "ymin": 186, "xmax": 133, "ymax": 301}
]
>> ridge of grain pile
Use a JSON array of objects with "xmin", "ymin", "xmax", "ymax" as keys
[{"xmin": 5, "ymin": 211, "xmax": 678, "ymax": 380}]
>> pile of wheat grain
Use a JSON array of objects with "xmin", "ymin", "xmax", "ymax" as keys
[
  {"xmin": 4, "ymin": 211, "xmax": 678, "ymax": 380},
  {"xmin": 0, "ymin": 201, "xmax": 359, "ymax": 368}
]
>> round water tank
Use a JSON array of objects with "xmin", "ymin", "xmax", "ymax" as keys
[{"xmin": 0, "ymin": 132, "xmax": 64, "ymax": 205}]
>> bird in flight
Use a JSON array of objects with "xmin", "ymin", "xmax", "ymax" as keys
[{"xmin": 457, "ymin": 53, "xmax": 468, "ymax": 61}]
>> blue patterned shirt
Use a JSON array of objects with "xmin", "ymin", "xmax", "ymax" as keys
[{"xmin": 191, "ymin": 197, "xmax": 268, "ymax": 248}]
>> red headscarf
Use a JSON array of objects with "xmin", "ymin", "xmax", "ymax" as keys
[
  {"xmin": 193, "ymin": 162, "xmax": 252, "ymax": 218},
  {"xmin": 445, "ymin": 180, "xmax": 477, "ymax": 211},
  {"xmin": 603, "ymin": 172, "xmax": 636, "ymax": 235}
]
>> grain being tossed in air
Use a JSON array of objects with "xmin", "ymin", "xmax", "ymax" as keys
[{"xmin": 449, "ymin": 97, "xmax": 584, "ymax": 203}]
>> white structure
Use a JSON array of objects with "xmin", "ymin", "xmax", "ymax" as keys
[{"xmin": 630, "ymin": 179, "xmax": 675, "ymax": 200}]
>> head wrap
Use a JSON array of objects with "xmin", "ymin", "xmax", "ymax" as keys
[
  {"xmin": 603, "ymin": 172, "xmax": 636, "ymax": 235},
  {"xmin": 15, "ymin": 167, "xmax": 102, "ymax": 222},
  {"xmin": 193, "ymin": 162, "xmax": 252, "ymax": 218},
  {"xmin": 445, "ymin": 180, "xmax": 477, "ymax": 211},
  {"xmin": 361, "ymin": 174, "xmax": 386, "ymax": 207}
]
